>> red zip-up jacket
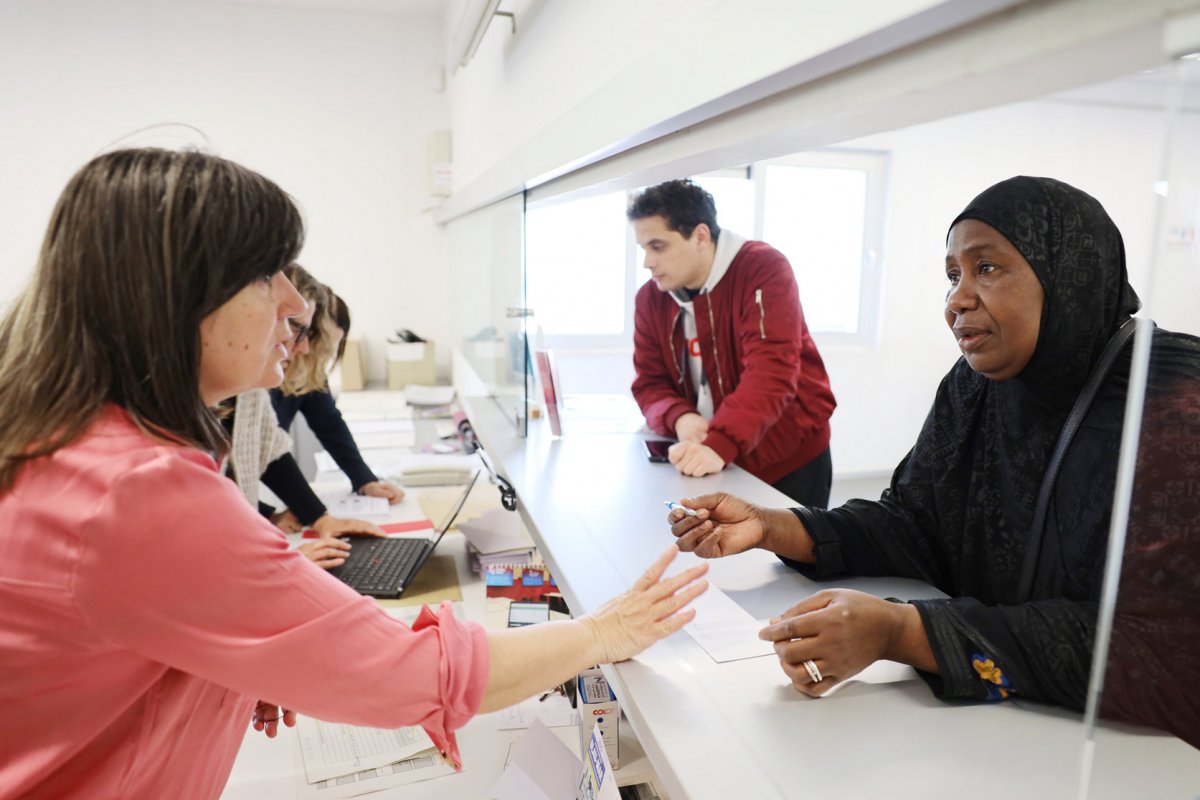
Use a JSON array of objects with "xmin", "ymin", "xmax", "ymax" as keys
[{"xmin": 631, "ymin": 240, "xmax": 836, "ymax": 484}]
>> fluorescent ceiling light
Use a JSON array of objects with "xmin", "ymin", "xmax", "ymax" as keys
[{"xmin": 447, "ymin": 0, "xmax": 502, "ymax": 76}]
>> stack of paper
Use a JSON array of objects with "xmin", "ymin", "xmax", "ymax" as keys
[
  {"xmin": 403, "ymin": 384, "xmax": 456, "ymax": 406},
  {"xmin": 294, "ymin": 716, "xmax": 453, "ymax": 800},
  {"xmin": 458, "ymin": 509, "xmax": 536, "ymax": 570}
]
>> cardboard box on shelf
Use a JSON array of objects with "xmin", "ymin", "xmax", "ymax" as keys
[
  {"xmin": 386, "ymin": 340, "xmax": 435, "ymax": 389},
  {"xmin": 338, "ymin": 336, "xmax": 367, "ymax": 391},
  {"xmin": 577, "ymin": 666, "xmax": 619, "ymax": 769}
]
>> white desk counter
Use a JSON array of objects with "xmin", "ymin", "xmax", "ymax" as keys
[{"xmin": 464, "ymin": 396, "xmax": 1200, "ymax": 800}]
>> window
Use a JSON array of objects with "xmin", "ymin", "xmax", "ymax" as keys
[
  {"xmin": 763, "ymin": 164, "xmax": 866, "ymax": 332},
  {"xmin": 524, "ymin": 190, "xmax": 632, "ymax": 344},
  {"xmin": 758, "ymin": 150, "xmax": 887, "ymax": 341},
  {"xmin": 692, "ymin": 169, "xmax": 756, "ymax": 247},
  {"xmin": 524, "ymin": 149, "xmax": 887, "ymax": 349}
]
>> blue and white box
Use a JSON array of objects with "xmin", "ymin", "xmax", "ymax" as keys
[{"xmin": 577, "ymin": 667, "xmax": 620, "ymax": 769}]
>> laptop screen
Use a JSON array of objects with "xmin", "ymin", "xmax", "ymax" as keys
[{"xmin": 427, "ymin": 470, "xmax": 481, "ymax": 549}]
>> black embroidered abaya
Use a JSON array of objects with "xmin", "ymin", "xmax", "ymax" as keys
[{"xmin": 783, "ymin": 177, "xmax": 1200, "ymax": 740}]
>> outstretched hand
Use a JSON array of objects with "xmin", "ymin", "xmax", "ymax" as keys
[
  {"xmin": 666, "ymin": 492, "xmax": 767, "ymax": 558},
  {"xmin": 582, "ymin": 544, "xmax": 709, "ymax": 663}
]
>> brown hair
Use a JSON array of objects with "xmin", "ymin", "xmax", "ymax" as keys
[
  {"xmin": 0, "ymin": 148, "xmax": 304, "ymax": 490},
  {"xmin": 279, "ymin": 263, "xmax": 333, "ymax": 395},
  {"xmin": 329, "ymin": 292, "xmax": 351, "ymax": 364}
]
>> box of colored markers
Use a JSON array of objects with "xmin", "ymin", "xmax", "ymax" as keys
[{"xmin": 577, "ymin": 666, "xmax": 620, "ymax": 768}]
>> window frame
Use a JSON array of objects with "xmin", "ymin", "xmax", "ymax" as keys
[
  {"xmin": 753, "ymin": 149, "xmax": 889, "ymax": 347},
  {"xmin": 527, "ymin": 148, "xmax": 888, "ymax": 351}
]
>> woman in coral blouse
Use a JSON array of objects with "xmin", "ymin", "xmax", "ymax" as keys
[{"xmin": 0, "ymin": 148, "xmax": 708, "ymax": 799}]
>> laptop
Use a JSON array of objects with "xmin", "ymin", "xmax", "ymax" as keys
[{"xmin": 328, "ymin": 471, "xmax": 480, "ymax": 599}]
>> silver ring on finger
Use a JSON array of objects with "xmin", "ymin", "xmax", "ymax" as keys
[{"xmin": 804, "ymin": 659, "xmax": 822, "ymax": 684}]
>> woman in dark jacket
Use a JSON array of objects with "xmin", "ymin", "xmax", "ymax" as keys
[
  {"xmin": 267, "ymin": 282, "xmax": 404, "ymax": 534},
  {"xmin": 666, "ymin": 176, "xmax": 1200, "ymax": 745}
]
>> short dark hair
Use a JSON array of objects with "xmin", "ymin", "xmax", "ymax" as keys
[{"xmin": 627, "ymin": 179, "xmax": 720, "ymax": 242}]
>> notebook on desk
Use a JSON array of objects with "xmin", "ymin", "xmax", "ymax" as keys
[{"xmin": 328, "ymin": 471, "xmax": 480, "ymax": 599}]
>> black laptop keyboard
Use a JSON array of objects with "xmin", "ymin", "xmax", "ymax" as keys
[{"xmin": 334, "ymin": 537, "xmax": 429, "ymax": 596}]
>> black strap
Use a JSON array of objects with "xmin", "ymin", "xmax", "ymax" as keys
[{"xmin": 1016, "ymin": 317, "xmax": 1141, "ymax": 602}]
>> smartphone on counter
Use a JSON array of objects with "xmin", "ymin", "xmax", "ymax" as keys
[{"xmin": 644, "ymin": 439, "xmax": 673, "ymax": 463}]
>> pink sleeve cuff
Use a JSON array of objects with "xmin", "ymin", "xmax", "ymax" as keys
[{"xmin": 412, "ymin": 602, "xmax": 489, "ymax": 770}]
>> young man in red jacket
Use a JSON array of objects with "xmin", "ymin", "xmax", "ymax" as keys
[{"xmin": 629, "ymin": 179, "xmax": 837, "ymax": 507}]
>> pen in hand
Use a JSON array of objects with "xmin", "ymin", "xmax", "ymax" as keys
[{"xmin": 664, "ymin": 501, "xmax": 699, "ymax": 517}]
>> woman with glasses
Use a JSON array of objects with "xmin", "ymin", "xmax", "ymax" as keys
[
  {"xmin": 263, "ymin": 267, "xmax": 406, "ymax": 539},
  {"xmin": 219, "ymin": 264, "xmax": 382, "ymax": 567},
  {"xmin": 0, "ymin": 148, "xmax": 708, "ymax": 798}
]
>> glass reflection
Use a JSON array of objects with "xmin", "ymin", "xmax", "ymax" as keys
[{"xmin": 1082, "ymin": 55, "xmax": 1200, "ymax": 794}]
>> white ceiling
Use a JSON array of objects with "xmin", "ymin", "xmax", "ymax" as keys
[{"xmin": 190, "ymin": 0, "xmax": 446, "ymax": 19}]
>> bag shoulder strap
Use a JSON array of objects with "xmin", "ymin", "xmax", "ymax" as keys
[{"xmin": 1016, "ymin": 317, "xmax": 1141, "ymax": 602}]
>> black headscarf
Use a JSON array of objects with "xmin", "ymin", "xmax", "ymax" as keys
[
  {"xmin": 791, "ymin": 177, "xmax": 1200, "ymax": 722},
  {"xmin": 950, "ymin": 176, "xmax": 1141, "ymax": 408},
  {"xmin": 877, "ymin": 176, "xmax": 1142, "ymax": 605}
]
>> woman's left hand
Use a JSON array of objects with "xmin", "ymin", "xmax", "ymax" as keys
[
  {"xmin": 758, "ymin": 589, "xmax": 911, "ymax": 697},
  {"xmin": 251, "ymin": 700, "xmax": 296, "ymax": 738},
  {"xmin": 359, "ymin": 480, "xmax": 405, "ymax": 504}
]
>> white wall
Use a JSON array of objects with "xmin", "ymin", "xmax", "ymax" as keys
[{"xmin": 0, "ymin": 0, "xmax": 449, "ymax": 381}]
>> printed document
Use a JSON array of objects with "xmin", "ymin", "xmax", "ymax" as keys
[
  {"xmin": 296, "ymin": 716, "xmax": 435, "ymax": 784},
  {"xmin": 682, "ymin": 585, "xmax": 776, "ymax": 663},
  {"xmin": 293, "ymin": 742, "xmax": 452, "ymax": 800},
  {"xmin": 328, "ymin": 495, "xmax": 390, "ymax": 519}
]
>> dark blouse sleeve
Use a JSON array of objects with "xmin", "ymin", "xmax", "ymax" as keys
[
  {"xmin": 297, "ymin": 391, "xmax": 378, "ymax": 492},
  {"xmin": 270, "ymin": 388, "xmax": 301, "ymax": 432},
  {"xmin": 783, "ymin": 483, "xmax": 952, "ymax": 587},
  {"xmin": 261, "ymin": 453, "xmax": 327, "ymax": 526},
  {"xmin": 785, "ymin": 496, "xmax": 1096, "ymax": 711}
]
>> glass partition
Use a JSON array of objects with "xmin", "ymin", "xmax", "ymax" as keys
[
  {"xmin": 1080, "ymin": 54, "xmax": 1200, "ymax": 795},
  {"xmin": 446, "ymin": 192, "xmax": 528, "ymax": 431}
]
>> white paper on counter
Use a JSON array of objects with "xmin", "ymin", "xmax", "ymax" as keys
[
  {"xmin": 293, "ymin": 741, "xmax": 452, "ymax": 800},
  {"xmin": 328, "ymin": 494, "xmax": 390, "ymax": 519},
  {"xmin": 296, "ymin": 715, "xmax": 435, "ymax": 784},
  {"xmin": 682, "ymin": 585, "xmax": 776, "ymax": 663},
  {"xmin": 495, "ymin": 692, "xmax": 580, "ymax": 730}
]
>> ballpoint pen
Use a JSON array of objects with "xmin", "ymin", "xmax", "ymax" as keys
[{"xmin": 663, "ymin": 501, "xmax": 699, "ymax": 517}]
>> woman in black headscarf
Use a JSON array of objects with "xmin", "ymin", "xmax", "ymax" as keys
[{"xmin": 665, "ymin": 176, "xmax": 1200, "ymax": 739}]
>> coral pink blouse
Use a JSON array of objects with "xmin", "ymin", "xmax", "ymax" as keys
[{"xmin": 0, "ymin": 407, "xmax": 488, "ymax": 799}]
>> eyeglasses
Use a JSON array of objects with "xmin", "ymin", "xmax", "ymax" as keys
[{"xmin": 288, "ymin": 318, "xmax": 312, "ymax": 346}]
